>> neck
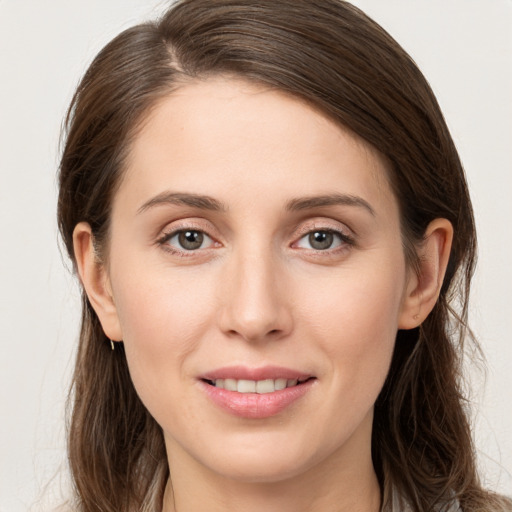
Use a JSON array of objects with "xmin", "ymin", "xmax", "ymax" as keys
[
  {"xmin": 163, "ymin": 471, "xmax": 381, "ymax": 512},
  {"xmin": 162, "ymin": 425, "xmax": 381, "ymax": 512}
]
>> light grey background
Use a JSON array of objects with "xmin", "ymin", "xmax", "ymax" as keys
[{"xmin": 0, "ymin": 1, "xmax": 510, "ymax": 510}]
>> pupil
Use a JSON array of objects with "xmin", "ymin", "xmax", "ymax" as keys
[
  {"xmin": 179, "ymin": 230, "xmax": 204, "ymax": 250},
  {"xmin": 309, "ymin": 231, "xmax": 333, "ymax": 250}
]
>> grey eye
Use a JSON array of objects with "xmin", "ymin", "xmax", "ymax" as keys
[
  {"xmin": 296, "ymin": 230, "xmax": 345, "ymax": 251},
  {"xmin": 179, "ymin": 230, "xmax": 204, "ymax": 250},
  {"xmin": 166, "ymin": 230, "xmax": 214, "ymax": 251},
  {"xmin": 308, "ymin": 231, "xmax": 334, "ymax": 250}
]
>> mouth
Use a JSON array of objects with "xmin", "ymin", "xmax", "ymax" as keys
[
  {"xmin": 198, "ymin": 366, "xmax": 317, "ymax": 418},
  {"xmin": 202, "ymin": 376, "xmax": 315, "ymax": 394}
]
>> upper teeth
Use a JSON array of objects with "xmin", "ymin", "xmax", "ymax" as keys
[{"xmin": 212, "ymin": 378, "xmax": 302, "ymax": 393}]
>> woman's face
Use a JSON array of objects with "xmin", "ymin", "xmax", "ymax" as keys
[{"xmin": 105, "ymin": 78, "xmax": 414, "ymax": 483}]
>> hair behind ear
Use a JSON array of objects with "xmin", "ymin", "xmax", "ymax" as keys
[{"xmin": 67, "ymin": 296, "xmax": 168, "ymax": 511}]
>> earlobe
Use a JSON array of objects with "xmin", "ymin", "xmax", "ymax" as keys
[
  {"xmin": 398, "ymin": 218, "xmax": 454, "ymax": 330},
  {"xmin": 73, "ymin": 222, "xmax": 123, "ymax": 341}
]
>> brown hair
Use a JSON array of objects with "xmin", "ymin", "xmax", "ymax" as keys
[{"xmin": 57, "ymin": 1, "xmax": 511, "ymax": 511}]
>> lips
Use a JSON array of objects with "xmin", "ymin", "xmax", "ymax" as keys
[
  {"xmin": 198, "ymin": 366, "xmax": 316, "ymax": 419},
  {"xmin": 200, "ymin": 365, "xmax": 313, "ymax": 382},
  {"xmin": 204, "ymin": 377, "xmax": 311, "ymax": 393}
]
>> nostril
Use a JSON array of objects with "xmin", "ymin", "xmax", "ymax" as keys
[{"xmin": 226, "ymin": 328, "xmax": 281, "ymax": 338}]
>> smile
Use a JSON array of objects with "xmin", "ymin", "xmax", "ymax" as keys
[
  {"xmin": 204, "ymin": 377, "xmax": 311, "ymax": 394},
  {"xmin": 199, "ymin": 367, "xmax": 316, "ymax": 419}
]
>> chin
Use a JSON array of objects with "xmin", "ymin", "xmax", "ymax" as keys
[
  {"xmin": 192, "ymin": 430, "xmax": 334, "ymax": 485},
  {"xmin": 207, "ymin": 453, "xmax": 316, "ymax": 484}
]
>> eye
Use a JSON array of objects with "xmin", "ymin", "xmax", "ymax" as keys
[
  {"xmin": 162, "ymin": 229, "xmax": 215, "ymax": 251},
  {"xmin": 295, "ymin": 230, "xmax": 348, "ymax": 251}
]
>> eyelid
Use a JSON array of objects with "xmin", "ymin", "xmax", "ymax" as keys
[
  {"xmin": 290, "ymin": 219, "xmax": 356, "ymax": 252},
  {"xmin": 162, "ymin": 229, "xmax": 215, "ymax": 248},
  {"xmin": 154, "ymin": 217, "xmax": 355, "ymax": 257},
  {"xmin": 155, "ymin": 219, "xmax": 222, "ymax": 253},
  {"xmin": 292, "ymin": 218, "xmax": 355, "ymax": 240},
  {"xmin": 156, "ymin": 217, "xmax": 217, "ymax": 238}
]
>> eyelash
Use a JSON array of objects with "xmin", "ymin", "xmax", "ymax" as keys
[
  {"xmin": 156, "ymin": 224, "xmax": 355, "ymax": 257},
  {"xmin": 156, "ymin": 226, "xmax": 218, "ymax": 257},
  {"xmin": 292, "ymin": 227, "xmax": 355, "ymax": 253}
]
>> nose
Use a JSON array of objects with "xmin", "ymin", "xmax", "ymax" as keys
[{"xmin": 217, "ymin": 249, "xmax": 293, "ymax": 343}]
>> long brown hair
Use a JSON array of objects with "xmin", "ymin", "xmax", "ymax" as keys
[{"xmin": 57, "ymin": 1, "xmax": 511, "ymax": 510}]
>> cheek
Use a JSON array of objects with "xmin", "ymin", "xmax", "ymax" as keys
[
  {"xmin": 297, "ymin": 259, "xmax": 405, "ymax": 396},
  {"xmin": 110, "ymin": 262, "xmax": 218, "ymax": 404}
]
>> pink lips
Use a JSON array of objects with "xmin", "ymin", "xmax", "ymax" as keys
[
  {"xmin": 199, "ymin": 366, "xmax": 315, "ymax": 419},
  {"xmin": 201, "ymin": 365, "xmax": 312, "ymax": 382}
]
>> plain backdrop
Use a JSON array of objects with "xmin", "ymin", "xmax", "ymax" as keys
[{"xmin": 0, "ymin": 1, "xmax": 511, "ymax": 510}]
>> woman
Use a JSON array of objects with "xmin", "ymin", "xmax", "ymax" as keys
[{"xmin": 57, "ymin": 0, "xmax": 512, "ymax": 511}]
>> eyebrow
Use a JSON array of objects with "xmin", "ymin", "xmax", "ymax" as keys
[
  {"xmin": 137, "ymin": 191, "xmax": 375, "ymax": 217},
  {"xmin": 137, "ymin": 191, "xmax": 228, "ymax": 214},
  {"xmin": 285, "ymin": 194, "xmax": 375, "ymax": 216}
]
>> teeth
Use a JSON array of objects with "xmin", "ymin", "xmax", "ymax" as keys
[
  {"xmin": 255, "ymin": 379, "xmax": 274, "ymax": 393},
  {"xmin": 211, "ymin": 377, "xmax": 306, "ymax": 393},
  {"xmin": 275, "ymin": 378, "xmax": 287, "ymax": 390},
  {"xmin": 237, "ymin": 379, "xmax": 256, "ymax": 393},
  {"xmin": 224, "ymin": 378, "xmax": 237, "ymax": 391}
]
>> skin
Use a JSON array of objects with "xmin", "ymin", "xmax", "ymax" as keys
[{"xmin": 74, "ymin": 78, "xmax": 453, "ymax": 512}]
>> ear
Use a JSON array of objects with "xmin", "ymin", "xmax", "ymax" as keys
[
  {"xmin": 73, "ymin": 222, "xmax": 123, "ymax": 341},
  {"xmin": 398, "ymin": 218, "xmax": 453, "ymax": 329}
]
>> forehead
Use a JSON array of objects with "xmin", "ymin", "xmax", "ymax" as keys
[{"xmin": 118, "ymin": 77, "xmax": 395, "ymax": 217}]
